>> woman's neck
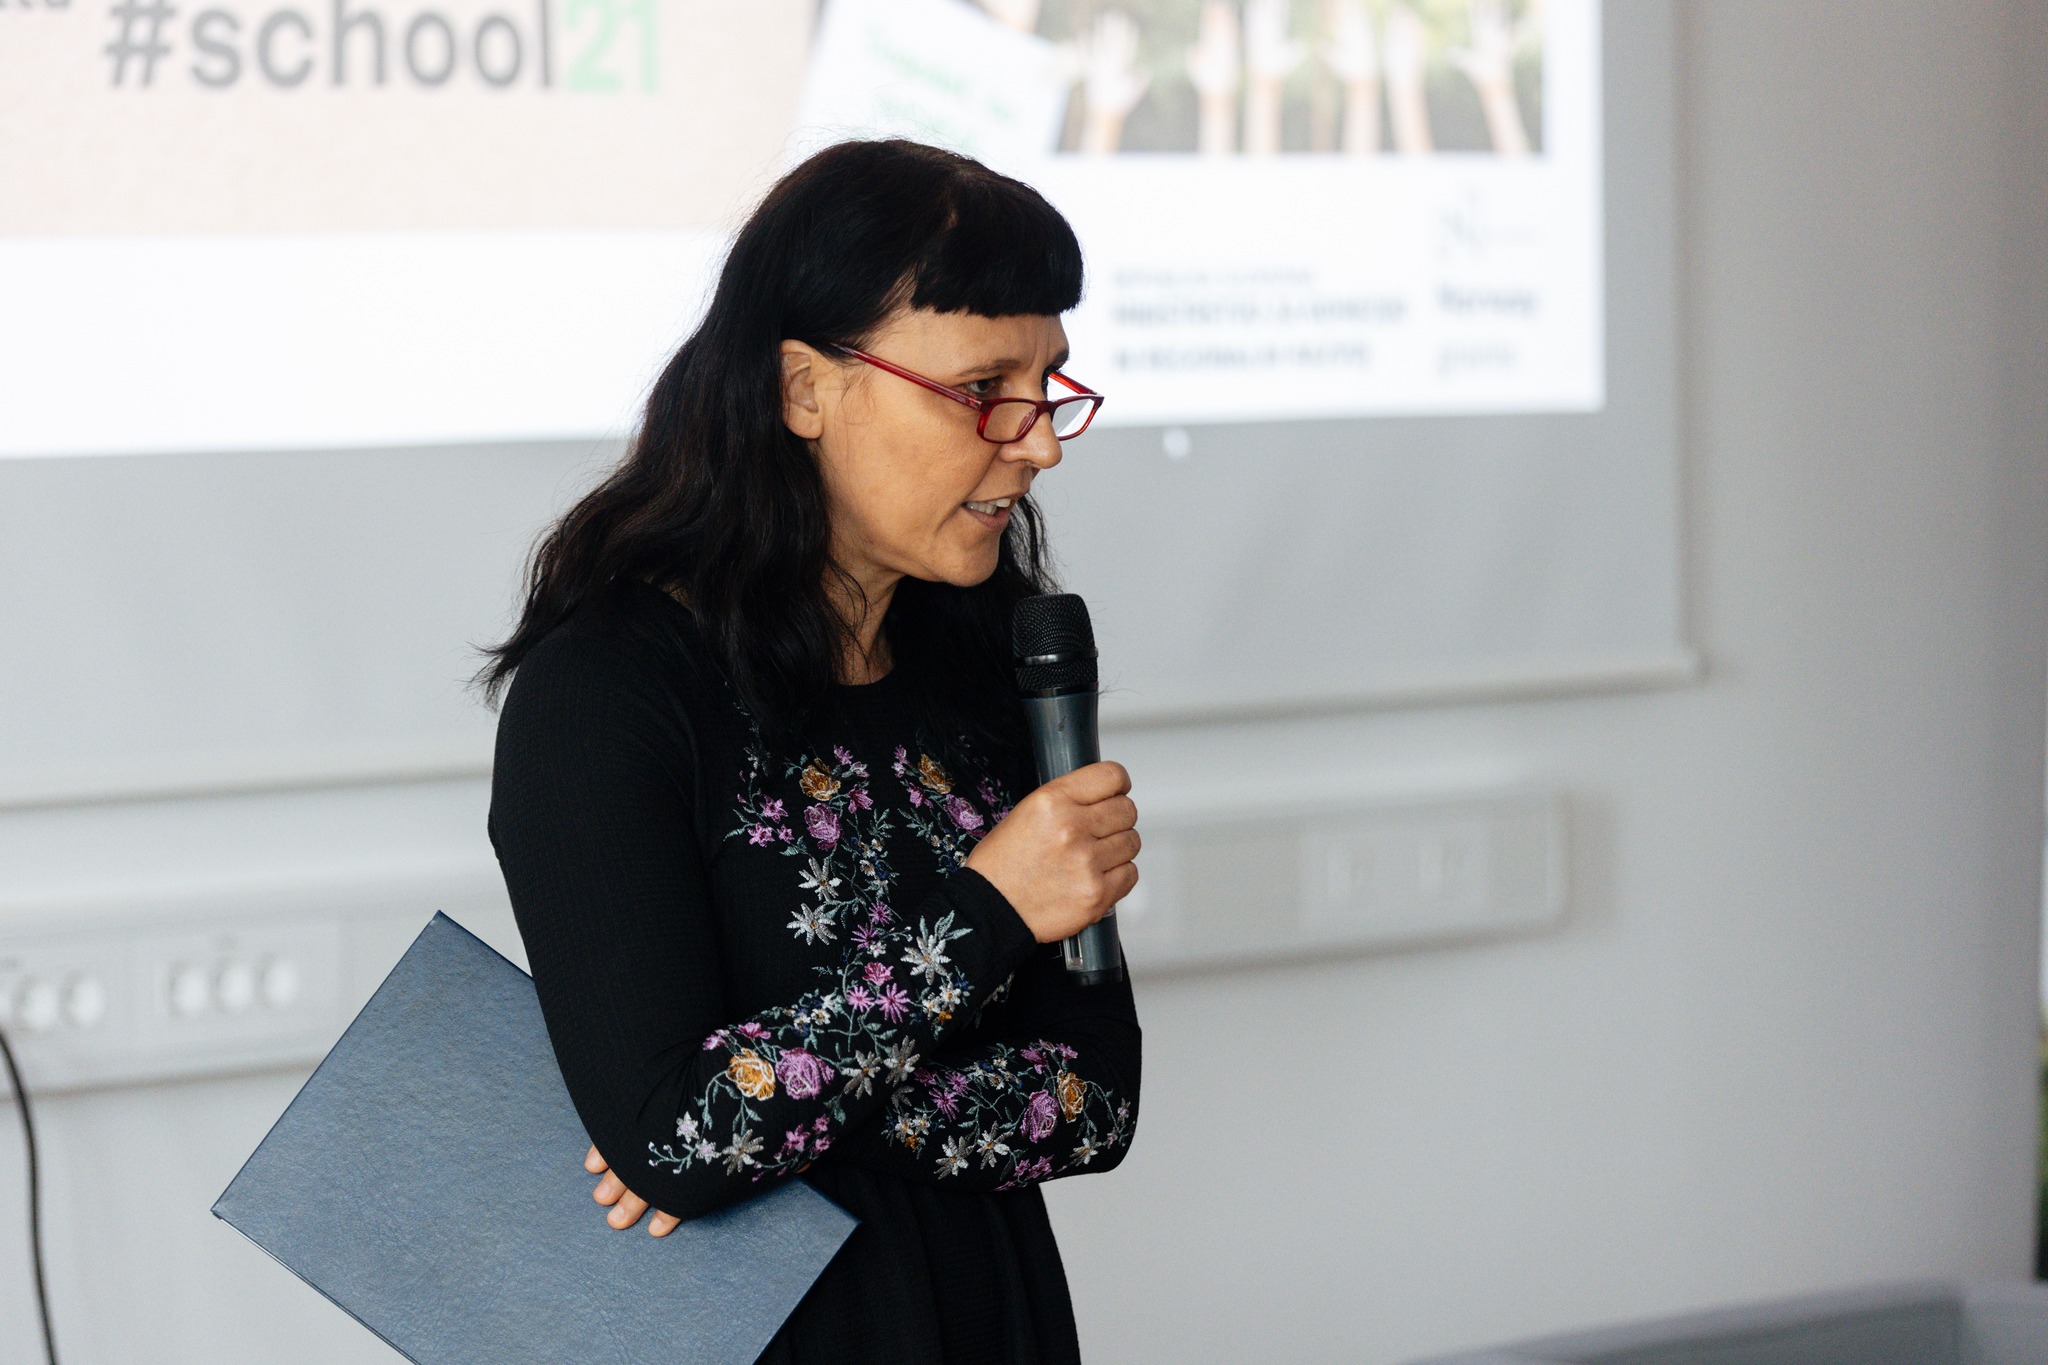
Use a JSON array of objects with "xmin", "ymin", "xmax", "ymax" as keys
[
  {"xmin": 829, "ymin": 561, "xmax": 899, "ymax": 685},
  {"xmin": 641, "ymin": 567, "xmax": 897, "ymax": 685}
]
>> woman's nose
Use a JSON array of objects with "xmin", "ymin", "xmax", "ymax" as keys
[{"xmin": 1003, "ymin": 410, "xmax": 1065, "ymax": 471}]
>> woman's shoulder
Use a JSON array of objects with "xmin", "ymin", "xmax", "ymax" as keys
[{"xmin": 499, "ymin": 577, "xmax": 736, "ymax": 733}]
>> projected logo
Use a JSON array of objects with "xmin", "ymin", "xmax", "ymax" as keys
[
  {"xmin": 0, "ymin": 0, "xmax": 800, "ymax": 234},
  {"xmin": 97, "ymin": 0, "xmax": 653, "ymax": 92}
]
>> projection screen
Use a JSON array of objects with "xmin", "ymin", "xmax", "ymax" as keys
[{"xmin": 0, "ymin": 0, "xmax": 1684, "ymax": 804}]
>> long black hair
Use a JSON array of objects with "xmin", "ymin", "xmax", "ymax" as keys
[{"xmin": 472, "ymin": 139, "xmax": 1081, "ymax": 763}]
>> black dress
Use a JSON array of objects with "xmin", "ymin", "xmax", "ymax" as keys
[{"xmin": 487, "ymin": 578, "xmax": 1143, "ymax": 1364}]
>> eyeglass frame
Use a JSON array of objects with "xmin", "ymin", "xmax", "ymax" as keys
[{"xmin": 834, "ymin": 346, "xmax": 1105, "ymax": 444}]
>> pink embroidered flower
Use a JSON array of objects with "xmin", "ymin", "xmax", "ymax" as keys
[
  {"xmin": 942, "ymin": 795, "xmax": 983, "ymax": 832},
  {"xmin": 877, "ymin": 984, "xmax": 911, "ymax": 1021},
  {"xmin": 736, "ymin": 1021, "xmax": 768, "ymax": 1039},
  {"xmin": 778, "ymin": 827, "xmax": 795, "ymax": 843},
  {"xmin": 775, "ymin": 1049, "xmax": 834, "ymax": 1099},
  {"xmin": 845, "ymin": 985, "xmax": 877, "ymax": 1012},
  {"xmin": 867, "ymin": 902, "xmax": 892, "ymax": 925},
  {"xmin": 804, "ymin": 804, "xmax": 841, "ymax": 847},
  {"xmin": 833, "ymin": 745, "xmax": 856, "ymax": 765},
  {"xmin": 863, "ymin": 961, "xmax": 892, "ymax": 985},
  {"xmin": 1022, "ymin": 1089, "xmax": 1059, "ymax": 1142},
  {"xmin": 747, "ymin": 826, "xmax": 777, "ymax": 846},
  {"xmin": 760, "ymin": 798, "xmax": 786, "ymax": 821},
  {"xmin": 849, "ymin": 787, "xmax": 873, "ymax": 811},
  {"xmin": 907, "ymin": 787, "xmax": 927, "ymax": 808},
  {"xmin": 781, "ymin": 1127, "xmax": 809, "ymax": 1155},
  {"xmin": 701, "ymin": 1029, "xmax": 729, "ymax": 1051}
]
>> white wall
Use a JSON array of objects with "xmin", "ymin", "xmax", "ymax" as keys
[{"xmin": 1, "ymin": 2, "xmax": 2044, "ymax": 1362}]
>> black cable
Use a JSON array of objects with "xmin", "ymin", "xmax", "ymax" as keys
[{"xmin": 0, "ymin": 1023, "xmax": 58, "ymax": 1365}]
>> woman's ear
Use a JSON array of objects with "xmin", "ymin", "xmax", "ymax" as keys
[{"xmin": 780, "ymin": 340, "xmax": 828, "ymax": 441}]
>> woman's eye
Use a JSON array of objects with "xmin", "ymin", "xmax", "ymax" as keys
[{"xmin": 965, "ymin": 377, "xmax": 1003, "ymax": 398}]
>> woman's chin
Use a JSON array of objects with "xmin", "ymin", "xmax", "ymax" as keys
[{"xmin": 916, "ymin": 546, "xmax": 1003, "ymax": 589}]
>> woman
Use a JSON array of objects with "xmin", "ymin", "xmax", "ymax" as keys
[{"xmin": 477, "ymin": 139, "xmax": 1143, "ymax": 1364}]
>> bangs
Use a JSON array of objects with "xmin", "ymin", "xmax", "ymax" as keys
[{"xmin": 903, "ymin": 169, "xmax": 1085, "ymax": 319}]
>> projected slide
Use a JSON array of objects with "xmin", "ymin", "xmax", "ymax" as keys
[{"xmin": 0, "ymin": 0, "xmax": 1599, "ymax": 458}]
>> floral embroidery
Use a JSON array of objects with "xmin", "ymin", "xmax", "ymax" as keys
[
  {"xmin": 644, "ymin": 719, "xmax": 1011, "ymax": 1186},
  {"xmin": 883, "ymin": 1039, "xmax": 1136, "ymax": 1189},
  {"xmin": 645, "ymin": 699, "xmax": 1133, "ymax": 1197}
]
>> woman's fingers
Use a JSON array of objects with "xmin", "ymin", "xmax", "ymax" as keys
[
  {"xmin": 1093, "ymin": 828, "xmax": 1141, "ymax": 870},
  {"xmin": 584, "ymin": 1145, "xmax": 676, "ymax": 1234},
  {"xmin": 607, "ymin": 1189, "xmax": 648, "ymax": 1229},
  {"xmin": 1054, "ymin": 760, "xmax": 1130, "ymax": 804},
  {"xmin": 1085, "ymin": 794, "xmax": 1138, "ymax": 836}
]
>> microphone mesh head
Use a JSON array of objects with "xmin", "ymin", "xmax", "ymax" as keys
[{"xmin": 1013, "ymin": 594, "xmax": 1098, "ymax": 693}]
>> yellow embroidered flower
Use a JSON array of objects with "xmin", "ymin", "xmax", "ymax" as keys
[
  {"xmin": 916, "ymin": 754, "xmax": 952, "ymax": 794},
  {"xmin": 1057, "ymin": 1070, "xmax": 1085, "ymax": 1119},
  {"xmin": 727, "ymin": 1051, "xmax": 776, "ymax": 1100},
  {"xmin": 798, "ymin": 765, "xmax": 840, "ymax": 801}
]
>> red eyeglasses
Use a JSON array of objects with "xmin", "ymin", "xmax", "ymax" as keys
[{"xmin": 839, "ymin": 347, "xmax": 1104, "ymax": 443}]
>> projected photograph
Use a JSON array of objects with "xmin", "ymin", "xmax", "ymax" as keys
[{"xmin": 1036, "ymin": 0, "xmax": 1541, "ymax": 158}]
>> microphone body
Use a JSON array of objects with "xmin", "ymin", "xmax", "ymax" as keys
[{"xmin": 1013, "ymin": 594, "xmax": 1126, "ymax": 986}]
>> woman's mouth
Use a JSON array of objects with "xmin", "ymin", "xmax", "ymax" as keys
[{"xmin": 962, "ymin": 497, "xmax": 1015, "ymax": 529}]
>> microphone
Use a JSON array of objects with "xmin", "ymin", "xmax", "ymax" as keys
[{"xmin": 1012, "ymin": 594, "xmax": 1126, "ymax": 986}]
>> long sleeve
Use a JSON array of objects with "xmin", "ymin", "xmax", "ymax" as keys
[
  {"xmin": 487, "ymin": 627, "xmax": 1040, "ymax": 1222},
  {"xmin": 821, "ymin": 925, "xmax": 1142, "ymax": 1192}
]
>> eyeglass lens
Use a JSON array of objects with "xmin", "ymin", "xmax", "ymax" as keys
[{"xmin": 985, "ymin": 398, "xmax": 1096, "ymax": 443}]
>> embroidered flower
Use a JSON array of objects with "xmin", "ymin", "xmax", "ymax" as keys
[
  {"xmin": 942, "ymin": 795, "xmax": 983, "ymax": 832},
  {"xmin": 727, "ymin": 1052, "xmax": 776, "ymax": 1100},
  {"xmin": 1022, "ymin": 1089, "xmax": 1059, "ymax": 1142},
  {"xmin": 804, "ymin": 804, "xmax": 841, "ymax": 847},
  {"xmin": 1057, "ymin": 1070, "xmax": 1086, "ymax": 1119},
  {"xmin": 798, "ymin": 765, "xmax": 841, "ymax": 800},
  {"xmin": 841, "ymin": 1051, "xmax": 883, "ymax": 1098},
  {"xmin": 775, "ymin": 1049, "xmax": 834, "ymax": 1099},
  {"xmin": 902, "ymin": 925, "xmax": 957, "ymax": 982},
  {"xmin": 876, "ymin": 983, "xmax": 911, "ymax": 1021},
  {"xmin": 884, "ymin": 1038, "xmax": 921, "ymax": 1084},
  {"xmin": 916, "ymin": 754, "xmax": 952, "ymax": 794},
  {"xmin": 936, "ymin": 1135, "xmax": 972, "ymax": 1176},
  {"xmin": 721, "ymin": 1128, "xmax": 764, "ymax": 1172},
  {"xmin": 786, "ymin": 904, "xmax": 836, "ymax": 945},
  {"xmin": 973, "ymin": 1127, "xmax": 1012, "ymax": 1167}
]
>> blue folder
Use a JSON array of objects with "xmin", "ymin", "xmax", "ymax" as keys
[{"xmin": 213, "ymin": 911, "xmax": 858, "ymax": 1364}]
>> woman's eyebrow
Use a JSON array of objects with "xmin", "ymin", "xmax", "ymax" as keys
[{"xmin": 960, "ymin": 350, "xmax": 1072, "ymax": 373}]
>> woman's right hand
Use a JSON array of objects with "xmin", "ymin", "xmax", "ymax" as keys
[{"xmin": 964, "ymin": 760, "xmax": 1140, "ymax": 944}]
